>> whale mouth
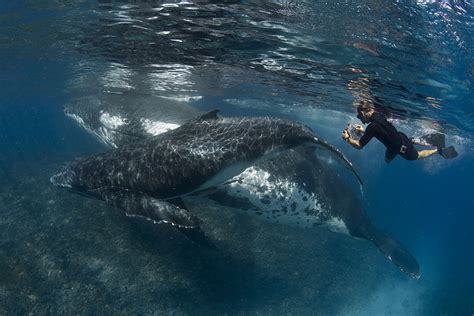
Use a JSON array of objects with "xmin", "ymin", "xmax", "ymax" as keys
[{"xmin": 50, "ymin": 169, "xmax": 76, "ymax": 188}]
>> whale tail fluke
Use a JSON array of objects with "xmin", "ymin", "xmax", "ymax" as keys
[{"xmin": 370, "ymin": 228, "xmax": 420, "ymax": 279}]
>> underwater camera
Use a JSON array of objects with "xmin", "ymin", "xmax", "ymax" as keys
[{"xmin": 346, "ymin": 123, "xmax": 363, "ymax": 140}]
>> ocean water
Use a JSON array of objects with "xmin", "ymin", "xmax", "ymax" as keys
[{"xmin": 1, "ymin": 0, "xmax": 473, "ymax": 314}]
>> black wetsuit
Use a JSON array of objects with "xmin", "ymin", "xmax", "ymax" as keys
[{"xmin": 359, "ymin": 112, "xmax": 418, "ymax": 161}]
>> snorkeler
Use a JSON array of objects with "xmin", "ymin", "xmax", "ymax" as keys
[{"xmin": 342, "ymin": 100, "xmax": 458, "ymax": 163}]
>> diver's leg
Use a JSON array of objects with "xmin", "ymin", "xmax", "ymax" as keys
[
  {"xmin": 417, "ymin": 147, "xmax": 458, "ymax": 159},
  {"xmin": 416, "ymin": 148, "xmax": 439, "ymax": 159}
]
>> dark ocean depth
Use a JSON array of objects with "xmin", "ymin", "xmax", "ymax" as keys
[{"xmin": 1, "ymin": 0, "xmax": 473, "ymax": 314}]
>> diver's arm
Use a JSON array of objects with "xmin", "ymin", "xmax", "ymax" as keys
[
  {"xmin": 347, "ymin": 137, "xmax": 364, "ymax": 149},
  {"xmin": 342, "ymin": 129, "xmax": 365, "ymax": 149}
]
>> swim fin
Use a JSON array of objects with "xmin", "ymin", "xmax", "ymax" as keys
[
  {"xmin": 416, "ymin": 133, "xmax": 446, "ymax": 148},
  {"xmin": 439, "ymin": 146, "xmax": 458, "ymax": 159}
]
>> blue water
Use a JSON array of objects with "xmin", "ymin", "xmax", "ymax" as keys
[{"xmin": 1, "ymin": 0, "xmax": 473, "ymax": 314}]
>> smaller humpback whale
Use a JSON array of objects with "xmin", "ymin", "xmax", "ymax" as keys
[
  {"xmin": 64, "ymin": 94, "xmax": 201, "ymax": 147},
  {"xmin": 51, "ymin": 110, "xmax": 361, "ymax": 245}
]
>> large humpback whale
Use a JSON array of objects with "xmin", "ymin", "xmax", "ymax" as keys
[
  {"xmin": 54, "ymin": 108, "xmax": 420, "ymax": 278},
  {"xmin": 190, "ymin": 147, "xmax": 420, "ymax": 278}
]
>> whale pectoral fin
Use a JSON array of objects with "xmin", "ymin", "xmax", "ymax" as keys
[
  {"xmin": 95, "ymin": 187, "xmax": 200, "ymax": 228},
  {"xmin": 310, "ymin": 138, "xmax": 364, "ymax": 187},
  {"xmin": 165, "ymin": 197, "xmax": 216, "ymax": 249},
  {"xmin": 95, "ymin": 188, "xmax": 215, "ymax": 248},
  {"xmin": 370, "ymin": 229, "xmax": 420, "ymax": 279}
]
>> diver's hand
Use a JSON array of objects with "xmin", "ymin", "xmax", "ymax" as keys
[
  {"xmin": 354, "ymin": 124, "xmax": 365, "ymax": 134},
  {"xmin": 342, "ymin": 129, "xmax": 350, "ymax": 141}
]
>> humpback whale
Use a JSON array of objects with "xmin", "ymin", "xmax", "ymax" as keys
[
  {"xmin": 54, "ymin": 109, "xmax": 420, "ymax": 278},
  {"xmin": 190, "ymin": 147, "xmax": 420, "ymax": 278},
  {"xmin": 64, "ymin": 94, "xmax": 201, "ymax": 147}
]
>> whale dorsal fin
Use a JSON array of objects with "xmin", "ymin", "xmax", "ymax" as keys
[{"xmin": 197, "ymin": 109, "xmax": 220, "ymax": 121}]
